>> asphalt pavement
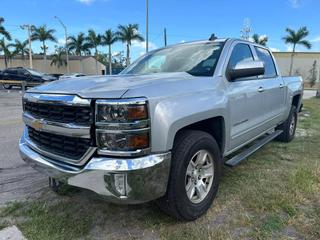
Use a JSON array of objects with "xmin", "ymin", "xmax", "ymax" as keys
[{"xmin": 0, "ymin": 89, "xmax": 46, "ymax": 205}]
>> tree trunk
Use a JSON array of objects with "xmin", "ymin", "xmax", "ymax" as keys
[
  {"xmin": 126, "ymin": 43, "xmax": 130, "ymax": 66},
  {"xmin": 79, "ymin": 53, "xmax": 83, "ymax": 73},
  {"xmin": 289, "ymin": 44, "xmax": 296, "ymax": 76},
  {"xmin": 43, "ymin": 42, "xmax": 47, "ymax": 72},
  {"xmin": 108, "ymin": 44, "xmax": 112, "ymax": 75},
  {"xmin": 22, "ymin": 54, "xmax": 26, "ymax": 67},
  {"xmin": 4, "ymin": 57, "xmax": 7, "ymax": 69},
  {"xmin": 95, "ymin": 48, "xmax": 98, "ymax": 75}
]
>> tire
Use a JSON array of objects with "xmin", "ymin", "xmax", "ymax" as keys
[
  {"xmin": 156, "ymin": 130, "xmax": 222, "ymax": 221},
  {"xmin": 3, "ymin": 84, "xmax": 12, "ymax": 89},
  {"xmin": 276, "ymin": 105, "xmax": 298, "ymax": 142}
]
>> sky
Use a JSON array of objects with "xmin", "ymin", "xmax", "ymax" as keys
[{"xmin": 1, "ymin": 0, "xmax": 320, "ymax": 61}]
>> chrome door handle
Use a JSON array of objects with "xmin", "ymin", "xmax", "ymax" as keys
[
  {"xmin": 258, "ymin": 87, "xmax": 265, "ymax": 93},
  {"xmin": 279, "ymin": 84, "xmax": 284, "ymax": 89}
]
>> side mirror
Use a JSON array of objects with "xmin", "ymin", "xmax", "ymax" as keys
[{"xmin": 227, "ymin": 60, "xmax": 265, "ymax": 81}]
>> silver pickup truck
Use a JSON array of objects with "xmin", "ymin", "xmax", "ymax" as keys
[{"xmin": 19, "ymin": 38, "xmax": 303, "ymax": 220}]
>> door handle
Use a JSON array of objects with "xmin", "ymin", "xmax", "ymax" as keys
[
  {"xmin": 279, "ymin": 84, "xmax": 284, "ymax": 89},
  {"xmin": 258, "ymin": 87, "xmax": 265, "ymax": 93}
]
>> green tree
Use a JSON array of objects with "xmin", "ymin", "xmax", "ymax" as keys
[
  {"xmin": 50, "ymin": 47, "xmax": 67, "ymax": 68},
  {"xmin": 116, "ymin": 24, "xmax": 144, "ymax": 66},
  {"xmin": 308, "ymin": 60, "xmax": 317, "ymax": 88},
  {"xmin": 102, "ymin": 29, "xmax": 117, "ymax": 75},
  {"xmin": 68, "ymin": 32, "xmax": 91, "ymax": 72},
  {"xmin": 283, "ymin": 27, "xmax": 312, "ymax": 75},
  {"xmin": 252, "ymin": 34, "xmax": 268, "ymax": 46},
  {"xmin": 86, "ymin": 29, "xmax": 102, "ymax": 74},
  {"xmin": 31, "ymin": 25, "xmax": 57, "ymax": 69},
  {"xmin": 13, "ymin": 39, "xmax": 29, "ymax": 66},
  {"xmin": 0, "ymin": 17, "xmax": 11, "ymax": 40},
  {"xmin": 0, "ymin": 39, "xmax": 14, "ymax": 68}
]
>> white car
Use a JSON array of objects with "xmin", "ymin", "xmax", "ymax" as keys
[{"xmin": 59, "ymin": 73, "xmax": 86, "ymax": 79}]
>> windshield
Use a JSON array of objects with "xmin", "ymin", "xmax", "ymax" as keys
[
  {"xmin": 121, "ymin": 42, "xmax": 224, "ymax": 77},
  {"xmin": 26, "ymin": 68, "xmax": 45, "ymax": 77}
]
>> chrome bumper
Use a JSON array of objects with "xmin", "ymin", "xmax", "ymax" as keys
[{"xmin": 19, "ymin": 133, "xmax": 171, "ymax": 204}]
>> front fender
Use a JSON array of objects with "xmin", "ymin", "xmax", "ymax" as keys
[{"xmin": 150, "ymin": 91, "xmax": 228, "ymax": 152}]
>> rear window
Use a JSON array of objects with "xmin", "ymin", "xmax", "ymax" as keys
[{"xmin": 254, "ymin": 47, "xmax": 277, "ymax": 78}]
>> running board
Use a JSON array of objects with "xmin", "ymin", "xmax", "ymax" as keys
[{"xmin": 225, "ymin": 130, "xmax": 283, "ymax": 167}]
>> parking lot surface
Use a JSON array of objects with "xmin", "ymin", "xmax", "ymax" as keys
[{"xmin": 0, "ymin": 89, "xmax": 47, "ymax": 205}]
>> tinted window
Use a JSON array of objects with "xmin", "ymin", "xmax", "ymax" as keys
[
  {"xmin": 228, "ymin": 44, "xmax": 254, "ymax": 69},
  {"xmin": 17, "ymin": 69, "xmax": 27, "ymax": 76},
  {"xmin": 6, "ymin": 69, "xmax": 18, "ymax": 75},
  {"xmin": 254, "ymin": 47, "xmax": 277, "ymax": 77}
]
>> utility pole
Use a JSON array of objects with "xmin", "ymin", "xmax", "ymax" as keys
[
  {"xmin": 54, "ymin": 16, "xmax": 70, "ymax": 74},
  {"xmin": 164, "ymin": 28, "xmax": 167, "ymax": 46},
  {"xmin": 20, "ymin": 24, "xmax": 33, "ymax": 69},
  {"xmin": 146, "ymin": 0, "xmax": 149, "ymax": 52},
  {"xmin": 240, "ymin": 18, "xmax": 251, "ymax": 40}
]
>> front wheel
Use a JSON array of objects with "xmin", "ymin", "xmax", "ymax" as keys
[{"xmin": 156, "ymin": 130, "xmax": 222, "ymax": 221}]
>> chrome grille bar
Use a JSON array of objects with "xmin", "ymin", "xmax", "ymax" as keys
[{"xmin": 23, "ymin": 112, "xmax": 91, "ymax": 138}]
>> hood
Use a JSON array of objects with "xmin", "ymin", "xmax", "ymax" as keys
[{"xmin": 28, "ymin": 72, "xmax": 195, "ymax": 99}]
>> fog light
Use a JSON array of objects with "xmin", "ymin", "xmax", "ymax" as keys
[{"xmin": 114, "ymin": 174, "xmax": 126, "ymax": 196}]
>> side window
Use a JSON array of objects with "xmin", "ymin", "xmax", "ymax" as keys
[
  {"xmin": 7, "ymin": 70, "xmax": 17, "ymax": 75},
  {"xmin": 228, "ymin": 43, "xmax": 254, "ymax": 69},
  {"xmin": 254, "ymin": 47, "xmax": 277, "ymax": 77}
]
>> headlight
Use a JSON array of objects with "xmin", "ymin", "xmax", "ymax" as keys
[
  {"xmin": 95, "ymin": 98, "xmax": 150, "ymax": 156},
  {"xmin": 96, "ymin": 99, "xmax": 148, "ymax": 123}
]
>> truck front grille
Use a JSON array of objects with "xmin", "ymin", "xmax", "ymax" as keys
[
  {"xmin": 24, "ymin": 101, "xmax": 93, "ymax": 125},
  {"xmin": 27, "ymin": 126, "xmax": 92, "ymax": 160}
]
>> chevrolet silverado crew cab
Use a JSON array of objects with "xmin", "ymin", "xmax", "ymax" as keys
[{"xmin": 19, "ymin": 38, "xmax": 303, "ymax": 220}]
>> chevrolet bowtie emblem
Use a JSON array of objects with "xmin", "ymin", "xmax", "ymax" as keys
[{"xmin": 32, "ymin": 120, "xmax": 43, "ymax": 131}]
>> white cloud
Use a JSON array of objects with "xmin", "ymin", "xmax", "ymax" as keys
[
  {"xmin": 289, "ymin": 0, "xmax": 300, "ymax": 8},
  {"xmin": 77, "ymin": 0, "xmax": 95, "ymax": 5},
  {"xmin": 58, "ymin": 38, "xmax": 66, "ymax": 45},
  {"xmin": 180, "ymin": 40, "xmax": 186, "ymax": 43},
  {"xmin": 132, "ymin": 40, "xmax": 157, "ymax": 50},
  {"xmin": 76, "ymin": 0, "xmax": 109, "ymax": 5},
  {"xmin": 270, "ymin": 47, "xmax": 280, "ymax": 52},
  {"xmin": 311, "ymin": 36, "xmax": 320, "ymax": 42}
]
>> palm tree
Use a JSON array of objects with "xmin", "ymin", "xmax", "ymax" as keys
[
  {"xmin": 13, "ymin": 39, "xmax": 29, "ymax": 66},
  {"xmin": 86, "ymin": 29, "xmax": 102, "ymax": 75},
  {"xmin": 116, "ymin": 24, "xmax": 144, "ymax": 66},
  {"xmin": 31, "ymin": 25, "xmax": 57, "ymax": 69},
  {"xmin": 102, "ymin": 29, "xmax": 117, "ymax": 75},
  {"xmin": 252, "ymin": 34, "xmax": 268, "ymax": 46},
  {"xmin": 0, "ymin": 17, "xmax": 11, "ymax": 40},
  {"xmin": 283, "ymin": 27, "xmax": 312, "ymax": 75},
  {"xmin": 0, "ymin": 39, "xmax": 14, "ymax": 68},
  {"xmin": 67, "ymin": 32, "xmax": 91, "ymax": 72},
  {"xmin": 50, "ymin": 47, "xmax": 67, "ymax": 68}
]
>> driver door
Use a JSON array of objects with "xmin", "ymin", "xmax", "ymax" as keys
[{"xmin": 226, "ymin": 43, "xmax": 266, "ymax": 151}]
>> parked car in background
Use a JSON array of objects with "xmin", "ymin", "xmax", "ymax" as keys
[
  {"xmin": 0, "ymin": 67, "xmax": 57, "ymax": 89},
  {"xmin": 59, "ymin": 73, "xmax": 86, "ymax": 79},
  {"xmin": 19, "ymin": 38, "xmax": 303, "ymax": 220}
]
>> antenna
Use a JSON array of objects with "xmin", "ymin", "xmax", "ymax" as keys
[{"xmin": 209, "ymin": 34, "xmax": 217, "ymax": 41}]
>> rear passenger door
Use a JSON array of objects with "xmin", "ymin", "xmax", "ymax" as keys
[{"xmin": 254, "ymin": 46, "xmax": 285, "ymax": 129}]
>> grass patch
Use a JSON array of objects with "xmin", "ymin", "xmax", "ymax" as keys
[{"xmin": 1, "ymin": 201, "xmax": 92, "ymax": 240}]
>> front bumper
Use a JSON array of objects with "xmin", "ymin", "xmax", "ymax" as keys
[{"xmin": 19, "ymin": 132, "xmax": 171, "ymax": 204}]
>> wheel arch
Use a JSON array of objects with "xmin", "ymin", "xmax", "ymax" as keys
[{"xmin": 172, "ymin": 116, "xmax": 226, "ymax": 154}]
